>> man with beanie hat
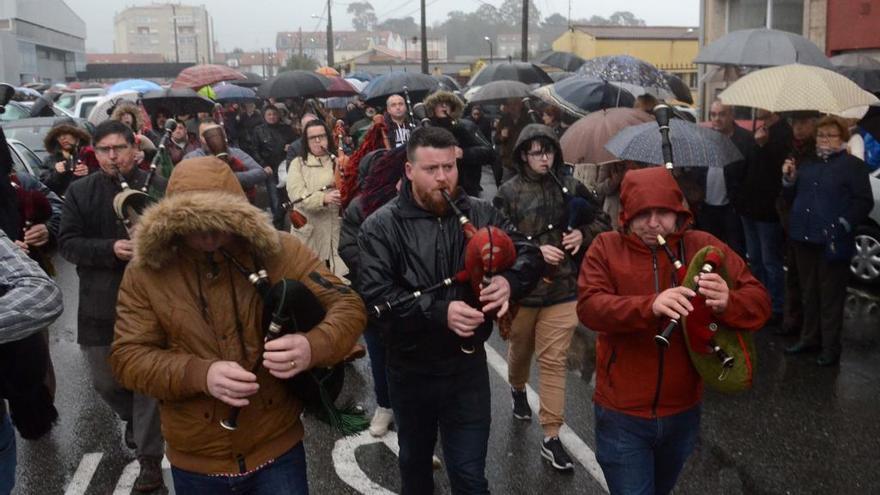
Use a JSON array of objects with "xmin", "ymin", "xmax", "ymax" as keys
[{"xmin": 578, "ymin": 167, "xmax": 770, "ymax": 494}]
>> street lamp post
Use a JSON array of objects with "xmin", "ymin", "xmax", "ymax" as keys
[{"xmin": 484, "ymin": 36, "xmax": 494, "ymax": 65}]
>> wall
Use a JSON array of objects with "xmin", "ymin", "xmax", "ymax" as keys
[{"xmin": 826, "ymin": 0, "xmax": 880, "ymax": 53}]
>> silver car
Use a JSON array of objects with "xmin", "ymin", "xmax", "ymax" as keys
[{"xmin": 851, "ymin": 167, "xmax": 880, "ymax": 285}]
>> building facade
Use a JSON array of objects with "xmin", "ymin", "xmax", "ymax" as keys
[
  {"xmin": 276, "ymin": 30, "xmax": 447, "ymax": 67},
  {"xmin": 114, "ymin": 3, "xmax": 214, "ymax": 64},
  {"xmin": 0, "ymin": 0, "xmax": 86, "ymax": 84}
]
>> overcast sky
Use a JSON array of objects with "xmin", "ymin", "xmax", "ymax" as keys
[{"xmin": 65, "ymin": 0, "xmax": 699, "ymax": 53}]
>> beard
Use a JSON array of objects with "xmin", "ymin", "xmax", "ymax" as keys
[{"xmin": 414, "ymin": 185, "xmax": 457, "ymax": 216}]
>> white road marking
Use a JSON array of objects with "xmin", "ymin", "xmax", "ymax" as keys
[
  {"xmin": 484, "ymin": 343, "xmax": 609, "ymax": 492},
  {"xmin": 64, "ymin": 453, "xmax": 103, "ymax": 495},
  {"xmin": 112, "ymin": 459, "xmax": 139, "ymax": 495},
  {"xmin": 332, "ymin": 430, "xmax": 400, "ymax": 494}
]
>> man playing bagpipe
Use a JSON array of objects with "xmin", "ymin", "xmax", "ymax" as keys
[
  {"xmin": 357, "ymin": 126, "xmax": 543, "ymax": 494},
  {"xmin": 109, "ymin": 157, "xmax": 366, "ymax": 493},
  {"xmin": 493, "ymin": 123, "xmax": 609, "ymax": 472},
  {"xmin": 577, "ymin": 167, "xmax": 770, "ymax": 494}
]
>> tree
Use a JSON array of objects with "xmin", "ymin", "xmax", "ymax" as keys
[
  {"xmin": 285, "ymin": 54, "xmax": 318, "ymax": 71},
  {"xmin": 347, "ymin": 2, "xmax": 377, "ymax": 32},
  {"xmin": 608, "ymin": 11, "xmax": 646, "ymax": 26},
  {"xmin": 498, "ymin": 0, "xmax": 542, "ymax": 28},
  {"xmin": 375, "ymin": 16, "xmax": 420, "ymax": 36},
  {"xmin": 543, "ymin": 13, "xmax": 568, "ymax": 28}
]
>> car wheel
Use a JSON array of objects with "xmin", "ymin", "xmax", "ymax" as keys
[{"xmin": 850, "ymin": 225, "xmax": 880, "ymax": 285}]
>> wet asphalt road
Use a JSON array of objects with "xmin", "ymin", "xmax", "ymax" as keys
[{"xmin": 11, "ymin": 168, "xmax": 880, "ymax": 494}]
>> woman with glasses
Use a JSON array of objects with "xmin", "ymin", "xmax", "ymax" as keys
[
  {"xmin": 782, "ymin": 115, "xmax": 873, "ymax": 366},
  {"xmin": 286, "ymin": 119, "xmax": 348, "ymax": 277}
]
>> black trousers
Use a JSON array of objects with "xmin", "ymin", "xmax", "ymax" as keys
[{"xmin": 792, "ymin": 242, "xmax": 850, "ymax": 358}]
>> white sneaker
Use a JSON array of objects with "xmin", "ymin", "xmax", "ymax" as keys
[{"xmin": 369, "ymin": 406, "xmax": 394, "ymax": 437}]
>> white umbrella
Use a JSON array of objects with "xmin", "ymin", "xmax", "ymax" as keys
[
  {"xmin": 88, "ymin": 90, "xmax": 139, "ymax": 125},
  {"xmin": 718, "ymin": 64, "xmax": 880, "ymax": 118}
]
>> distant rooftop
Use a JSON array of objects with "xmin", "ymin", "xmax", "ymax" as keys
[
  {"xmin": 87, "ymin": 53, "xmax": 165, "ymax": 64},
  {"xmin": 571, "ymin": 25, "xmax": 698, "ymax": 40}
]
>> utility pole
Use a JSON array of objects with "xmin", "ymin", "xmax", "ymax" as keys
[
  {"xmin": 326, "ymin": 0, "xmax": 334, "ymax": 66},
  {"xmin": 171, "ymin": 4, "xmax": 180, "ymax": 63},
  {"xmin": 420, "ymin": 0, "xmax": 428, "ymax": 74},
  {"xmin": 521, "ymin": 0, "xmax": 528, "ymax": 61},
  {"xmin": 298, "ymin": 27, "xmax": 303, "ymax": 57}
]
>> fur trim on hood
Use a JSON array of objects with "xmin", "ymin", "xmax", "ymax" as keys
[
  {"xmin": 133, "ymin": 156, "xmax": 280, "ymax": 270},
  {"xmin": 43, "ymin": 122, "xmax": 92, "ymax": 155},
  {"xmin": 110, "ymin": 102, "xmax": 144, "ymax": 132},
  {"xmin": 423, "ymin": 90, "xmax": 464, "ymax": 121}
]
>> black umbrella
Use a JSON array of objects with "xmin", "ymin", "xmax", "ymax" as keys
[
  {"xmin": 531, "ymin": 77, "xmax": 635, "ymax": 118},
  {"xmin": 537, "ymin": 51, "xmax": 587, "ymax": 72},
  {"xmin": 232, "ymin": 71, "xmax": 266, "ymax": 88},
  {"xmin": 467, "ymin": 80, "xmax": 531, "ymax": 105},
  {"xmin": 258, "ymin": 71, "xmax": 331, "ymax": 99},
  {"xmin": 577, "ymin": 55, "xmax": 672, "ymax": 96},
  {"xmin": 433, "ymin": 74, "xmax": 461, "ymax": 92},
  {"xmin": 549, "ymin": 71, "xmax": 575, "ymax": 82},
  {"xmin": 467, "ymin": 62, "xmax": 553, "ymax": 87},
  {"xmin": 859, "ymin": 105, "xmax": 880, "ymax": 141},
  {"xmin": 141, "ymin": 88, "xmax": 216, "ymax": 116},
  {"xmin": 361, "ymin": 72, "xmax": 439, "ymax": 106},
  {"xmin": 662, "ymin": 72, "xmax": 694, "ymax": 104},
  {"xmin": 835, "ymin": 66, "xmax": 880, "ymax": 93}
]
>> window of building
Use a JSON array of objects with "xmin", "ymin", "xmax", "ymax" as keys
[
  {"xmin": 728, "ymin": 0, "xmax": 803, "ymax": 34},
  {"xmin": 138, "ymin": 26, "xmax": 150, "ymax": 34}
]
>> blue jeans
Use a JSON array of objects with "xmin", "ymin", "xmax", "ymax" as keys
[
  {"xmin": 594, "ymin": 404, "xmax": 700, "ymax": 495},
  {"xmin": 387, "ymin": 362, "xmax": 491, "ymax": 495},
  {"xmin": 363, "ymin": 325, "xmax": 391, "ymax": 408},
  {"xmin": 741, "ymin": 217, "xmax": 785, "ymax": 316},
  {"xmin": 171, "ymin": 442, "xmax": 308, "ymax": 495},
  {"xmin": 0, "ymin": 414, "xmax": 15, "ymax": 495}
]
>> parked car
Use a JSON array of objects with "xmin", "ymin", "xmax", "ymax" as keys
[
  {"xmin": 55, "ymin": 88, "xmax": 105, "ymax": 112},
  {"xmin": 0, "ymin": 100, "xmax": 71, "ymax": 121},
  {"xmin": 0, "ymin": 116, "xmax": 94, "ymax": 161},
  {"xmin": 851, "ymin": 167, "xmax": 880, "ymax": 286},
  {"xmin": 7, "ymin": 138, "xmax": 43, "ymax": 177},
  {"xmin": 73, "ymin": 96, "xmax": 101, "ymax": 119}
]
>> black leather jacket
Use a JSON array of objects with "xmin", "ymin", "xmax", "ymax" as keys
[{"xmin": 357, "ymin": 182, "xmax": 543, "ymax": 374}]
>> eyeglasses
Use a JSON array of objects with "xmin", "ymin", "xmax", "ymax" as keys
[
  {"xmin": 816, "ymin": 133, "xmax": 841, "ymax": 139},
  {"xmin": 307, "ymin": 134, "xmax": 328, "ymax": 142},
  {"xmin": 526, "ymin": 151, "xmax": 553, "ymax": 159},
  {"xmin": 94, "ymin": 144, "xmax": 131, "ymax": 155}
]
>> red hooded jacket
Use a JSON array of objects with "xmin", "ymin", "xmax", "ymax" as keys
[{"xmin": 577, "ymin": 167, "xmax": 770, "ymax": 418}]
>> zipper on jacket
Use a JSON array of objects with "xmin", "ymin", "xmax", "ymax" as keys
[
  {"xmin": 649, "ymin": 248, "xmax": 664, "ymax": 418},
  {"xmin": 605, "ymin": 347, "xmax": 617, "ymax": 388}
]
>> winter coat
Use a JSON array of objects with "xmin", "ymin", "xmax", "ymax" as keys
[
  {"xmin": 58, "ymin": 167, "xmax": 167, "ymax": 346},
  {"xmin": 423, "ymin": 91, "xmax": 496, "ymax": 196},
  {"xmin": 495, "ymin": 124, "xmax": 604, "ymax": 307},
  {"xmin": 287, "ymin": 153, "xmax": 347, "ymax": 277},
  {"xmin": 339, "ymin": 196, "xmax": 366, "ymax": 290},
  {"xmin": 734, "ymin": 119, "xmax": 790, "ymax": 221},
  {"xmin": 252, "ymin": 122, "xmax": 295, "ymax": 173},
  {"xmin": 783, "ymin": 150, "xmax": 873, "ymax": 256},
  {"xmin": 109, "ymin": 157, "xmax": 365, "ymax": 475},
  {"xmin": 384, "ymin": 113, "xmax": 411, "ymax": 148},
  {"xmin": 39, "ymin": 122, "xmax": 99, "ymax": 196},
  {"xmin": 357, "ymin": 181, "xmax": 544, "ymax": 375},
  {"xmin": 236, "ymin": 110, "xmax": 264, "ymax": 158},
  {"xmin": 578, "ymin": 167, "xmax": 770, "ymax": 418}
]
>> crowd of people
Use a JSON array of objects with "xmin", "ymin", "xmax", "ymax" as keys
[{"xmin": 0, "ymin": 76, "xmax": 876, "ymax": 495}]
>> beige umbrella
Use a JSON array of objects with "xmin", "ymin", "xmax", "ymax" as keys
[{"xmin": 718, "ymin": 64, "xmax": 879, "ymax": 118}]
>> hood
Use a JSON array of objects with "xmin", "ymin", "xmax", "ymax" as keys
[
  {"xmin": 619, "ymin": 167, "xmax": 693, "ymax": 231},
  {"xmin": 511, "ymin": 123, "xmax": 564, "ymax": 173},
  {"xmin": 43, "ymin": 122, "xmax": 92, "ymax": 154},
  {"xmin": 110, "ymin": 102, "xmax": 144, "ymax": 131},
  {"xmin": 133, "ymin": 156, "xmax": 280, "ymax": 270},
  {"xmin": 423, "ymin": 90, "xmax": 464, "ymax": 121}
]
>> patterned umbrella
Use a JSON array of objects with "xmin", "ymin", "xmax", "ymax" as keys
[
  {"xmin": 719, "ymin": 64, "xmax": 880, "ymax": 117},
  {"xmin": 531, "ymin": 77, "xmax": 635, "ymax": 118},
  {"xmin": 694, "ymin": 28, "xmax": 832, "ymax": 69},
  {"xmin": 536, "ymin": 51, "xmax": 587, "ymax": 72},
  {"xmin": 605, "ymin": 118, "xmax": 743, "ymax": 168},
  {"xmin": 549, "ymin": 71, "xmax": 575, "ymax": 82},
  {"xmin": 560, "ymin": 108, "xmax": 654, "ymax": 165},
  {"xmin": 172, "ymin": 64, "xmax": 246, "ymax": 89},
  {"xmin": 576, "ymin": 55, "xmax": 672, "ymax": 96},
  {"xmin": 467, "ymin": 62, "xmax": 553, "ymax": 87},
  {"xmin": 88, "ymin": 91, "xmax": 140, "ymax": 125}
]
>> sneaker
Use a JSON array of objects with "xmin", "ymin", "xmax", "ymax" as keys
[
  {"xmin": 133, "ymin": 456, "xmax": 164, "ymax": 492},
  {"xmin": 511, "ymin": 387, "xmax": 531, "ymax": 421},
  {"xmin": 369, "ymin": 406, "xmax": 394, "ymax": 437},
  {"xmin": 541, "ymin": 437, "xmax": 574, "ymax": 471}
]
